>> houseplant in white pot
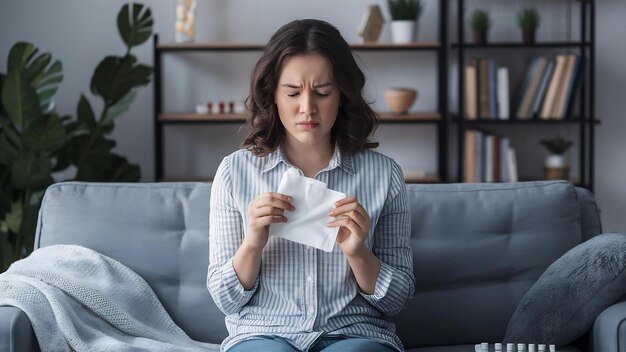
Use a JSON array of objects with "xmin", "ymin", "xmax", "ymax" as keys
[
  {"xmin": 540, "ymin": 135, "xmax": 573, "ymax": 180},
  {"xmin": 387, "ymin": 0, "xmax": 424, "ymax": 44}
]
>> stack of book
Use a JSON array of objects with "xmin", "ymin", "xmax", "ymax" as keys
[
  {"xmin": 464, "ymin": 129, "xmax": 518, "ymax": 183},
  {"xmin": 464, "ymin": 54, "xmax": 582, "ymax": 120}
]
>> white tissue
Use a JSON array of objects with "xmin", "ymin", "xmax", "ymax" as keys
[{"xmin": 268, "ymin": 167, "xmax": 346, "ymax": 252}]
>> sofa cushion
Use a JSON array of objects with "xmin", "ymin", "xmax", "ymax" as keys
[
  {"xmin": 504, "ymin": 233, "xmax": 626, "ymax": 345},
  {"xmin": 35, "ymin": 182, "xmax": 227, "ymax": 344},
  {"xmin": 391, "ymin": 181, "xmax": 583, "ymax": 348}
]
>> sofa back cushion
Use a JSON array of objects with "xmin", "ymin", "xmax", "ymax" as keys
[
  {"xmin": 35, "ymin": 182, "xmax": 226, "ymax": 343},
  {"xmin": 391, "ymin": 181, "xmax": 585, "ymax": 347}
]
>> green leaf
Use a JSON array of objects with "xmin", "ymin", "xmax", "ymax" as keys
[
  {"xmin": 109, "ymin": 154, "xmax": 141, "ymax": 181},
  {"xmin": 1, "ymin": 70, "xmax": 41, "ymax": 131},
  {"xmin": 118, "ymin": 3, "xmax": 153, "ymax": 48},
  {"xmin": 7, "ymin": 42, "xmax": 36, "ymax": 72},
  {"xmin": 4, "ymin": 201, "xmax": 22, "ymax": 235},
  {"xmin": 90, "ymin": 55, "xmax": 151, "ymax": 106},
  {"xmin": 102, "ymin": 90, "xmax": 136, "ymax": 127},
  {"xmin": 10, "ymin": 152, "xmax": 54, "ymax": 190},
  {"xmin": 0, "ymin": 133, "xmax": 19, "ymax": 166},
  {"xmin": 23, "ymin": 52, "xmax": 51, "ymax": 86},
  {"xmin": 77, "ymin": 94, "xmax": 97, "ymax": 130},
  {"xmin": 24, "ymin": 114, "xmax": 67, "ymax": 154},
  {"xmin": 0, "ymin": 117, "xmax": 22, "ymax": 150},
  {"xmin": 36, "ymin": 60, "xmax": 63, "ymax": 111}
]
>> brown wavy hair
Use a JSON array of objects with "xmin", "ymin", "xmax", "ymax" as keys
[{"xmin": 242, "ymin": 19, "xmax": 379, "ymax": 156}]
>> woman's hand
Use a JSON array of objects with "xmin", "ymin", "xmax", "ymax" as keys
[
  {"xmin": 245, "ymin": 192, "xmax": 295, "ymax": 251},
  {"xmin": 326, "ymin": 196, "xmax": 371, "ymax": 257}
]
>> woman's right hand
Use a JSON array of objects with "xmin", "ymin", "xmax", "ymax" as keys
[{"xmin": 244, "ymin": 192, "xmax": 295, "ymax": 251}]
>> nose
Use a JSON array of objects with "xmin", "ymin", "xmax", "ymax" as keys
[{"xmin": 299, "ymin": 90, "xmax": 317, "ymax": 116}]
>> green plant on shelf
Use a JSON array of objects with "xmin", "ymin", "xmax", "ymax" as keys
[
  {"xmin": 518, "ymin": 8, "xmax": 541, "ymax": 32},
  {"xmin": 387, "ymin": 0, "xmax": 424, "ymax": 21},
  {"xmin": 470, "ymin": 9, "xmax": 491, "ymax": 32},
  {"xmin": 540, "ymin": 135, "xmax": 573, "ymax": 155}
]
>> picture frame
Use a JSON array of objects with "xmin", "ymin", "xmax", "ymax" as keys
[{"xmin": 358, "ymin": 4, "xmax": 384, "ymax": 43}]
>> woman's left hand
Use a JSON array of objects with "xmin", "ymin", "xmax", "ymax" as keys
[{"xmin": 326, "ymin": 196, "xmax": 371, "ymax": 257}]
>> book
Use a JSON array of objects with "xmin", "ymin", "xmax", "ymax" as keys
[
  {"xmin": 500, "ymin": 137, "xmax": 511, "ymax": 182},
  {"xmin": 488, "ymin": 58, "xmax": 498, "ymax": 119},
  {"xmin": 497, "ymin": 67, "xmax": 510, "ymax": 119},
  {"xmin": 514, "ymin": 57, "xmax": 538, "ymax": 119},
  {"xmin": 552, "ymin": 54, "xmax": 576, "ymax": 119},
  {"xmin": 484, "ymin": 134, "xmax": 494, "ymax": 182},
  {"xmin": 507, "ymin": 147, "xmax": 518, "ymax": 182},
  {"xmin": 465, "ymin": 62, "xmax": 478, "ymax": 119},
  {"xmin": 517, "ymin": 57, "xmax": 547, "ymax": 119},
  {"xmin": 562, "ymin": 55, "xmax": 583, "ymax": 118},
  {"xmin": 530, "ymin": 58, "xmax": 555, "ymax": 118},
  {"xmin": 464, "ymin": 130, "xmax": 476, "ymax": 182},
  {"xmin": 540, "ymin": 54, "xmax": 567, "ymax": 119},
  {"xmin": 479, "ymin": 58, "xmax": 490, "ymax": 119}
]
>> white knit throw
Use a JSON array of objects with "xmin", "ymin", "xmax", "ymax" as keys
[{"xmin": 0, "ymin": 245, "xmax": 215, "ymax": 352}]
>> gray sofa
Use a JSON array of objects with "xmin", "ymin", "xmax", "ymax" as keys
[{"xmin": 0, "ymin": 180, "xmax": 623, "ymax": 351}]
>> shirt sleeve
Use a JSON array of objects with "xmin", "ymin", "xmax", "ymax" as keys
[
  {"xmin": 359, "ymin": 160, "xmax": 415, "ymax": 316},
  {"xmin": 206, "ymin": 156, "xmax": 259, "ymax": 315}
]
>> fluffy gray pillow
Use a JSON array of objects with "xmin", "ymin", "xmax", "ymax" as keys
[{"xmin": 504, "ymin": 233, "xmax": 626, "ymax": 345}]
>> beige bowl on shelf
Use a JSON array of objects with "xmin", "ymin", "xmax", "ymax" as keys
[{"xmin": 384, "ymin": 88, "xmax": 417, "ymax": 113}]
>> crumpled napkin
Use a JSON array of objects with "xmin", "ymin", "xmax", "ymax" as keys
[{"xmin": 268, "ymin": 167, "xmax": 346, "ymax": 252}]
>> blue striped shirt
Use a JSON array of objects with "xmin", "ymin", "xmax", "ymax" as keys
[{"xmin": 207, "ymin": 146, "xmax": 415, "ymax": 352}]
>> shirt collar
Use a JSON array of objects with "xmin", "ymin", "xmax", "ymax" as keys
[{"xmin": 261, "ymin": 144, "xmax": 355, "ymax": 176}]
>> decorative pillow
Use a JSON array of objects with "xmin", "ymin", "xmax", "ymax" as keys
[{"xmin": 504, "ymin": 233, "xmax": 626, "ymax": 345}]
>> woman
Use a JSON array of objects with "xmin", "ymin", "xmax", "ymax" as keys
[{"xmin": 207, "ymin": 19, "xmax": 415, "ymax": 352}]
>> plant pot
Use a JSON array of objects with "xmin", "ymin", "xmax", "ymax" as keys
[
  {"xmin": 546, "ymin": 154, "xmax": 566, "ymax": 168},
  {"xmin": 544, "ymin": 166, "xmax": 570, "ymax": 180},
  {"xmin": 390, "ymin": 21, "xmax": 416, "ymax": 44},
  {"xmin": 473, "ymin": 30, "xmax": 488, "ymax": 44},
  {"xmin": 522, "ymin": 29, "xmax": 536, "ymax": 44}
]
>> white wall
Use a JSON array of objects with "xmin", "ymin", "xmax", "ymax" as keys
[{"xmin": 0, "ymin": 0, "xmax": 624, "ymax": 231}]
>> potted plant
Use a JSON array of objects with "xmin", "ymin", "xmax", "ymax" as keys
[
  {"xmin": 540, "ymin": 135, "xmax": 573, "ymax": 180},
  {"xmin": 0, "ymin": 3, "xmax": 152, "ymax": 271},
  {"xmin": 518, "ymin": 8, "xmax": 540, "ymax": 44},
  {"xmin": 387, "ymin": 0, "xmax": 424, "ymax": 44},
  {"xmin": 470, "ymin": 9, "xmax": 491, "ymax": 44}
]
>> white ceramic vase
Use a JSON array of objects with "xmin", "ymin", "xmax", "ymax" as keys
[
  {"xmin": 390, "ymin": 20, "xmax": 416, "ymax": 44},
  {"xmin": 546, "ymin": 154, "xmax": 566, "ymax": 168}
]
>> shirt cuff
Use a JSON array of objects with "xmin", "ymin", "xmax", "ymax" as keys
[
  {"xmin": 223, "ymin": 259, "xmax": 259, "ymax": 298},
  {"xmin": 360, "ymin": 260, "xmax": 394, "ymax": 301}
]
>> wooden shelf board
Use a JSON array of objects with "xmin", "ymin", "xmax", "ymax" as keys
[
  {"xmin": 453, "ymin": 118, "xmax": 600, "ymax": 124},
  {"xmin": 156, "ymin": 42, "xmax": 440, "ymax": 52},
  {"xmin": 452, "ymin": 41, "xmax": 589, "ymax": 49},
  {"xmin": 159, "ymin": 112, "xmax": 442, "ymax": 124},
  {"xmin": 379, "ymin": 112, "xmax": 441, "ymax": 122},
  {"xmin": 159, "ymin": 113, "xmax": 247, "ymax": 123}
]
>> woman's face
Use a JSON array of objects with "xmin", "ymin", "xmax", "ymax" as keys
[{"xmin": 275, "ymin": 53, "xmax": 341, "ymax": 149}]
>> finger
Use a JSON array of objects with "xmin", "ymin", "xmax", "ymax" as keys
[
  {"xmin": 333, "ymin": 195, "xmax": 357, "ymax": 208},
  {"xmin": 252, "ymin": 214, "xmax": 288, "ymax": 227},
  {"xmin": 252, "ymin": 205, "xmax": 286, "ymax": 217},
  {"xmin": 326, "ymin": 217, "xmax": 363, "ymax": 234},
  {"xmin": 251, "ymin": 193, "xmax": 295, "ymax": 211}
]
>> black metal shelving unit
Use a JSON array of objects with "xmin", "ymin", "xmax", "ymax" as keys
[
  {"xmin": 152, "ymin": 1, "xmax": 450, "ymax": 183},
  {"xmin": 452, "ymin": 0, "xmax": 597, "ymax": 191}
]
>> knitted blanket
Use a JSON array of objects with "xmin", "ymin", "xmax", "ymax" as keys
[{"xmin": 0, "ymin": 245, "xmax": 214, "ymax": 352}]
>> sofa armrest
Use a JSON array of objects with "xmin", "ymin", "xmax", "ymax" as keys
[
  {"xmin": 0, "ymin": 306, "xmax": 39, "ymax": 352},
  {"xmin": 593, "ymin": 300, "xmax": 626, "ymax": 352}
]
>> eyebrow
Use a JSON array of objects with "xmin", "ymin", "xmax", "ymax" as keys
[{"xmin": 281, "ymin": 83, "xmax": 334, "ymax": 88}]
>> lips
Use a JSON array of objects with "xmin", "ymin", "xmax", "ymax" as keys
[{"xmin": 297, "ymin": 122, "xmax": 319, "ymax": 128}]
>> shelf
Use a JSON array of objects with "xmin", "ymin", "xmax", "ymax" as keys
[
  {"xmin": 451, "ymin": 42, "xmax": 590, "ymax": 49},
  {"xmin": 156, "ymin": 42, "xmax": 441, "ymax": 52},
  {"xmin": 159, "ymin": 112, "xmax": 442, "ymax": 124},
  {"xmin": 159, "ymin": 113, "xmax": 247, "ymax": 123},
  {"xmin": 378, "ymin": 112, "xmax": 442, "ymax": 123},
  {"xmin": 453, "ymin": 118, "xmax": 601, "ymax": 124}
]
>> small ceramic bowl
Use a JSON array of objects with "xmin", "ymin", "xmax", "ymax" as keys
[{"xmin": 384, "ymin": 88, "xmax": 417, "ymax": 113}]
